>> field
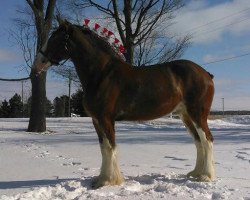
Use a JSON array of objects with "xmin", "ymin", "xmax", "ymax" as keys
[{"xmin": 0, "ymin": 116, "xmax": 249, "ymax": 199}]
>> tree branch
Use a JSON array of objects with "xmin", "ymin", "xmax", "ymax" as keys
[
  {"xmin": 45, "ymin": 0, "xmax": 56, "ymax": 22},
  {"xmin": 26, "ymin": 0, "xmax": 38, "ymax": 14},
  {"xmin": 134, "ymin": 1, "xmax": 167, "ymax": 45},
  {"xmin": 133, "ymin": 0, "xmax": 165, "ymax": 41},
  {"xmin": 77, "ymin": 0, "xmax": 114, "ymax": 15},
  {"xmin": 112, "ymin": 0, "xmax": 126, "ymax": 44}
]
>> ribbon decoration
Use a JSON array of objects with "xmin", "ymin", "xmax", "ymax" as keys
[
  {"xmin": 102, "ymin": 27, "xmax": 108, "ymax": 34},
  {"xmin": 94, "ymin": 23, "xmax": 100, "ymax": 30},
  {"xmin": 82, "ymin": 20, "xmax": 126, "ymax": 55},
  {"xmin": 114, "ymin": 38, "xmax": 120, "ymax": 44},
  {"xmin": 107, "ymin": 31, "xmax": 114, "ymax": 37},
  {"xmin": 119, "ymin": 45, "xmax": 125, "ymax": 54},
  {"xmin": 84, "ymin": 19, "xmax": 90, "ymax": 26}
]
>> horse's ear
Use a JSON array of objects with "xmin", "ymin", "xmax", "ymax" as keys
[{"xmin": 56, "ymin": 16, "xmax": 72, "ymax": 33}]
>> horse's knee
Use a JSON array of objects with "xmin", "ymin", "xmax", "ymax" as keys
[
  {"xmin": 98, "ymin": 118, "xmax": 116, "ymax": 147},
  {"xmin": 93, "ymin": 117, "xmax": 116, "ymax": 146}
]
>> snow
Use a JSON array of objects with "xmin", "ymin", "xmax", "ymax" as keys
[{"xmin": 0, "ymin": 116, "xmax": 250, "ymax": 200}]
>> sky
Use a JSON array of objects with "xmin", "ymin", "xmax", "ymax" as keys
[{"xmin": 0, "ymin": 0, "xmax": 250, "ymax": 111}]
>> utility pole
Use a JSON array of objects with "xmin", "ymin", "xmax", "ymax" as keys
[
  {"xmin": 21, "ymin": 80, "xmax": 24, "ymax": 117},
  {"xmin": 68, "ymin": 71, "xmax": 72, "ymax": 117},
  {"xmin": 222, "ymin": 98, "xmax": 225, "ymax": 117}
]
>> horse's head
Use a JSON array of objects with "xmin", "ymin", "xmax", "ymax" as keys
[{"xmin": 33, "ymin": 18, "xmax": 72, "ymax": 75}]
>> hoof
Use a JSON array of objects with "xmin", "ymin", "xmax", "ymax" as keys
[
  {"xmin": 91, "ymin": 178, "xmax": 107, "ymax": 189},
  {"xmin": 187, "ymin": 171, "xmax": 215, "ymax": 182},
  {"xmin": 197, "ymin": 175, "xmax": 213, "ymax": 182},
  {"xmin": 187, "ymin": 170, "xmax": 201, "ymax": 178},
  {"xmin": 92, "ymin": 176, "xmax": 124, "ymax": 189}
]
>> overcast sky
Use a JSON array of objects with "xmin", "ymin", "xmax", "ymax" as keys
[{"xmin": 0, "ymin": 0, "xmax": 250, "ymax": 111}]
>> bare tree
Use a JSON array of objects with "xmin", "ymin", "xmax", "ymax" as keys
[
  {"xmin": 10, "ymin": 8, "xmax": 37, "ymax": 75},
  {"xmin": 24, "ymin": 0, "xmax": 56, "ymax": 132},
  {"xmin": 52, "ymin": 65, "xmax": 79, "ymax": 117},
  {"xmin": 52, "ymin": 65, "xmax": 79, "ymax": 83},
  {"xmin": 12, "ymin": 1, "xmax": 79, "ymax": 129},
  {"xmin": 73, "ymin": 0, "xmax": 190, "ymax": 65}
]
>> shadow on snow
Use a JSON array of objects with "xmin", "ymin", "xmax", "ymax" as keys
[{"xmin": 0, "ymin": 178, "xmax": 75, "ymax": 190}]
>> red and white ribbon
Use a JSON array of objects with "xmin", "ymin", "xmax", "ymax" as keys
[
  {"xmin": 82, "ymin": 19, "xmax": 126, "ymax": 55},
  {"xmin": 84, "ymin": 19, "xmax": 90, "ymax": 26}
]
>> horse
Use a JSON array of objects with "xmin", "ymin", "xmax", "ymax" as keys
[{"xmin": 33, "ymin": 19, "xmax": 215, "ymax": 188}]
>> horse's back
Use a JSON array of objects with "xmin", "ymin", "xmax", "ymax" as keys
[
  {"xmin": 129, "ymin": 59, "xmax": 214, "ymax": 96},
  {"xmin": 167, "ymin": 59, "xmax": 213, "ymax": 81},
  {"xmin": 130, "ymin": 59, "xmax": 213, "ymax": 82}
]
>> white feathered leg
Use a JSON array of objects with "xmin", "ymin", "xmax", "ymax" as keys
[
  {"xmin": 187, "ymin": 141, "xmax": 205, "ymax": 178},
  {"xmin": 196, "ymin": 127, "xmax": 215, "ymax": 182},
  {"xmin": 180, "ymin": 114, "xmax": 205, "ymax": 178},
  {"xmin": 94, "ymin": 138, "xmax": 124, "ymax": 188}
]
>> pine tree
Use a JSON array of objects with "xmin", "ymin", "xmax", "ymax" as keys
[
  {"xmin": 1, "ymin": 100, "xmax": 11, "ymax": 118},
  {"xmin": 9, "ymin": 93, "xmax": 23, "ymax": 118},
  {"xmin": 0, "ymin": 103, "xmax": 2, "ymax": 118},
  {"xmin": 71, "ymin": 90, "xmax": 87, "ymax": 117},
  {"xmin": 45, "ymin": 98, "xmax": 54, "ymax": 117},
  {"xmin": 53, "ymin": 97, "xmax": 65, "ymax": 117}
]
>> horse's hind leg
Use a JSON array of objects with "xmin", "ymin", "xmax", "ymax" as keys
[
  {"xmin": 184, "ymin": 104, "xmax": 215, "ymax": 182},
  {"xmin": 180, "ymin": 113, "xmax": 205, "ymax": 178},
  {"xmin": 194, "ymin": 120, "xmax": 215, "ymax": 182},
  {"xmin": 92, "ymin": 118, "xmax": 124, "ymax": 188}
]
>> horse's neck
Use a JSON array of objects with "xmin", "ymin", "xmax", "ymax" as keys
[{"xmin": 69, "ymin": 37, "xmax": 111, "ymax": 87}]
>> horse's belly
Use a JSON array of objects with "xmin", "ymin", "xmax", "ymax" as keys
[{"xmin": 116, "ymin": 97, "xmax": 181, "ymax": 121}]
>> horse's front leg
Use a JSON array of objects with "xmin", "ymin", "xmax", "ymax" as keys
[{"xmin": 92, "ymin": 118, "xmax": 124, "ymax": 188}]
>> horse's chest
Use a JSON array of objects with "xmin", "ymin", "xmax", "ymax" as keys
[{"xmin": 82, "ymin": 89, "xmax": 112, "ymax": 118}]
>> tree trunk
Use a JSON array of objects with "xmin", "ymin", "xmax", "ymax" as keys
[
  {"xmin": 124, "ymin": 41, "xmax": 134, "ymax": 64},
  {"xmin": 123, "ymin": 0, "xmax": 134, "ymax": 64},
  {"xmin": 28, "ymin": 69, "xmax": 47, "ymax": 132},
  {"xmin": 25, "ymin": 0, "xmax": 56, "ymax": 132}
]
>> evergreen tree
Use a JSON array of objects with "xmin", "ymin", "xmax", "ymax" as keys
[
  {"xmin": 1, "ymin": 100, "xmax": 11, "ymax": 118},
  {"xmin": 0, "ymin": 103, "xmax": 2, "ymax": 117},
  {"xmin": 54, "ymin": 97, "xmax": 65, "ymax": 117},
  {"xmin": 71, "ymin": 90, "xmax": 87, "ymax": 117},
  {"xmin": 21, "ymin": 96, "xmax": 53, "ymax": 118},
  {"xmin": 45, "ymin": 98, "xmax": 54, "ymax": 117},
  {"xmin": 61, "ymin": 95, "xmax": 70, "ymax": 117},
  {"xmin": 23, "ymin": 97, "xmax": 32, "ymax": 118},
  {"xmin": 9, "ymin": 93, "xmax": 23, "ymax": 118}
]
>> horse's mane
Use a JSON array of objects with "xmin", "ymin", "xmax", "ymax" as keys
[{"xmin": 74, "ymin": 25, "xmax": 124, "ymax": 60}]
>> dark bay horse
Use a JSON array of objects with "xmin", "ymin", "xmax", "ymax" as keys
[{"xmin": 34, "ymin": 19, "xmax": 215, "ymax": 188}]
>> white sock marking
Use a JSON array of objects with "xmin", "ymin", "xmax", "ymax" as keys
[
  {"xmin": 99, "ymin": 138, "xmax": 123, "ymax": 185},
  {"xmin": 196, "ymin": 127, "xmax": 215, "ymax": 181}
]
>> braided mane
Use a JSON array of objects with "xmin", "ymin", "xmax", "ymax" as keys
[{"xmin": 74, "ymin": 25, "xmax": 124, "ymax": 61}]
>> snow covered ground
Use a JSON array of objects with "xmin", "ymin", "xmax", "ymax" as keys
[{"xmin": 0, "ymin": 116, "xmax": 249, "ymax": 200}]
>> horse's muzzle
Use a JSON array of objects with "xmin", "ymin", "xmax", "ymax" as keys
[{"xmin": 33, "ymin": 52, "xmax": 52, "ymax": 75}]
